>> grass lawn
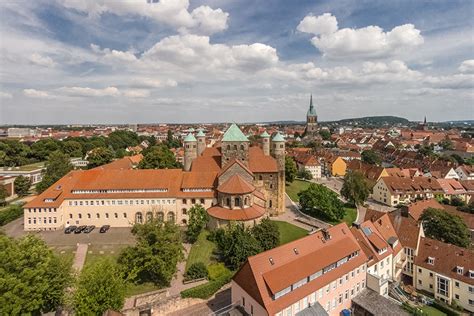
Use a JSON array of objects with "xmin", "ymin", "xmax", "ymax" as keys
[
  {"xmin": 185, "ymin": 230, "xmax": 216, "ymax": 271},
  {"xmin": 84, "ymin": 244, "xmax": 126, "ymax": 268},
  {"xmin": 125, "ymin": 282, "xmax": 161, "ymax": 297},
  {"xmin": 420, "ymin": 306, "xmax": 447, "ymax": 316},
  {"xmin": 286, "ymin": 180, "xmax": 311, "ymax": 202},
  {"xmin": 271, "ymin": 220, "xmax": 308, "ymax": 245}
]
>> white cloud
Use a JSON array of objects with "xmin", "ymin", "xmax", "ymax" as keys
[
  {"xmin": 298, "ymin": 13, "xmax": 423, "ymax": 58},
  {"xmin": 29, "ymin": 53, "xmax": 56, "ymax": 67},
  {"xmin": 60, "ymin": 0, "xmax": 228, "ymax": 35},
  {"xmin": 136, "ymin": 78, "xmax": 178, "ymax": 88},
  {"xmin": 91, "ymin": 44, "xmax": 137, "ymax": 63},
  {"xmin": 123, "ymin": 89, "xmax": 150, "ymax": 98},
  {"xmin": 423, "ymin": 74, "xmax": 474, "ymax": 89},
  {"xmin": 297, "ymin": 13, "xmax": 338, "ymax": 36},
  {"xmin": 58, "ymin": 86, "xmax": 120, "ymax": 97},
  {"xmin": 23, "ymin": 89, "xmax": 53, "ymax": 98},
  {"xmin": 0, "ymin": 91, "xmax": 13, "ymax": 98},
  {"xmin": 459, "ymin": 59, "xmax": 474, "ymax": 73}
]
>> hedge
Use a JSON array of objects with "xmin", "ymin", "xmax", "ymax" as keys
[
  {"xmin": 180, "ymin": 270, "xmax": 233, "ymax": 299},
  {"xmin": 431, "ymin": 301, "xmax": 460, "ymax": 316},
  {"xmin": 207, "ymin": 263, "xmax": 230, "ymax": 281},
  {"xmin": 0, "ymin": 205, "xmax": 23, "ymax": 226}
]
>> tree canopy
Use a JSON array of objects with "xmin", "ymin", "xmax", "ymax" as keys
[
  {"xmin": 14, "ymin": 175, "xmax": 31, "ymax": 197},
  {"xmin": 420, "ymin": 208, "xmax": 470, "ymax": 248},
  {"xmin": 298, "ymin": 183, "xmax": 344, "ymax": 222},
  {"xmin": 73, "ymin": 258, "xmax": 126, "ymax": 315},
  {"xmin": 0, "ymin": 234, "xmax": 71, "ymax": 315},
  {"xmin": 319, "ymin": 130, "xmax": 331, "ymax": 140},
  {"xmin": 186, "ymin": 204, "xmax": 208, "ymax": 243},
  {"xmin": 36, "ymin": 151, "xmax": 73, "ymax": 193},
  {"xmin": 341, "ymin": 170, "xmax": 370, "ymax": 206},
  {"xmin": 87, "ymin": 147, "xmax": 114, "ymax": 169},
  {"xmin": 138, "ymin": 145, "xmax": 180, "ymax": 169},
  {"xmin": 361, "ymin": 150, "xmax": 381, "ymax": 165},
  {"xmin": 285, "ymin": 156, "xmax": 297, "ymax": 183},
  {"xmin": 117, "ymin": 220, "xmax": 184, "ymax": 286},
  {"xmin": 251, "ymin": 218, "xmax": 280, "ymax": 251}
]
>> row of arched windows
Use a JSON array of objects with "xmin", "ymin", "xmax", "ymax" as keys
[
  {"xmin": 226, "ymin": 144, "xmax": 246, "ymax": 151},
  {"xmin": 135, "ymin": 211, "xmax": 175, "ymax": 224}
]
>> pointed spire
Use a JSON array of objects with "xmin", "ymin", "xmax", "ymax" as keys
[
  {"xmin": 307, "ymin": 94, "xmax": 317, "ymax": 116},
  {"xmin": 310, "ymin": 94, "xmax": 313, "ymax": 109},
  {"xmin": 424, "ymin": 116, "xmax": 427, "ymax": 124}
]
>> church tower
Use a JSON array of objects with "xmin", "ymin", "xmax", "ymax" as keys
[
  {"xmin": 306, "ymin": 94, "xmax": 318, "ymax": 134},
  {"xmin": 221, "ymin": 123, "xmax": 249, "ymax": 168},
  {"xmin": 183, "ymin": 133, "xmax": 197, "ymax": 171},
  {"xmin": 271, "ymin": 132, "xmax": 286, "ymax": 214}
]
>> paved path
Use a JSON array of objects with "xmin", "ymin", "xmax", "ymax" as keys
[
  {"xmin": 274, "ymin": 194, "xmax": 330, "ymax": 230},
  {"xmin": 166, "ymin": 288, "xmax": 232, "ymax": 316},
  {"xmin": 168, "ymin": 243, "xmax": 207, "ymax": 296},
  {"xmin": 73, "ymin": 243, "xmax": 88, "ymax": 271}
]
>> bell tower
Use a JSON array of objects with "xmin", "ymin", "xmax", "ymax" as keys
[{"xmin": 306, "ymin": 94, "xmax": 318, "ymax": 134}]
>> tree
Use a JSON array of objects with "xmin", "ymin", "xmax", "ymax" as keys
[
  {"xmin": 118, "ymin": 220, "xmax": 184, "ymax": 287},
  {"xmin": 14, "ymin": 175, "xmax": 31, "ymax": 197},
  {"xmin": 36, "ymin": 151, "xmax": 73, "ymax": 193},
  {"xmin": 285, "ymin": 156, "xmax": 297, "ymax": 183},
  {"xmin": 439, "ymin": 139, "xmax": 453, "ymax": 150},
  {"xmin": 251, "ymin": 218, "xmax": 280, "ymax": 251},
  {"xmin": 298, "ymin": 183, "xmax": 344, "ymax": 222},
  {"xmin": 341, "ymin": 171, "xmax": 370, "ymax": 206},
  {"xmin": 186, "ymin": 205, "xmax": 208, "ymax": 243},
  {"xmin": 138, "ymin": 145, "xmax": 180, "ymax": 169},
  {"xmin": 0, "ymin": 234, "xmax": 71, "ymax": 315},
  {"xmin": 297, "ymin": 169, "xmax": 313, "ymax": 180},
  {"xmin": 0, "ymin": 186, "xmax": 7, "ymax": 206},
  {"xmin": 87, "ymin": 147, "xmax": 114, "ymax": 169},
  {"xmin": 420, "ymin": 208, "xmax": 470, "ymax": 248},
  {"xmin": 30, "ymin": 138, "xmax": 61, "ymax": 161},
  {"xmin": 106, "ymin": 130, "xmax": 139, "ymax": 151},
  {"xmin": 214, "ymin": 223, "xmax": 262, "ymax": 270},
  {"xmin": 62, "ymin": 140, "xmax": 83, "ymax": 158},
  {"xmin": 319, "ymin": 130, "xmax": 331, "ymax": 140},
  {"xmin": 165, "ymin": 130, "xmax": 181, "ymax": 148},
  {"xmin": 184, "ymin": 262, "xmax": 208, "ymax": 281},
  {"xmin": 73, "ymin": 258, "xmax": 126, "ymax": 315},
  {"xmin": 361, "ymin": 150, "xmax": 381, "ymax": 165}
]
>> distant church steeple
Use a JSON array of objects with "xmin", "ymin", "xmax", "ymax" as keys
[{"xmin": 306, "ymin": 94, "xmax": 318, "ymax": 134}]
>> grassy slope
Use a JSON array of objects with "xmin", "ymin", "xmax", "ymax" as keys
[
  {"xmin": 185, "ymin": 230, "xmax": 216, "ymax": 271},
  {"xmin": 271, "ymin": 220, "xmax": 308, "ymax": 245}
]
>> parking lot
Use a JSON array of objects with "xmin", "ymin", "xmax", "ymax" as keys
[{"xmin": 2, "ymin": 215, "xmax": 136, "ymax": 247}]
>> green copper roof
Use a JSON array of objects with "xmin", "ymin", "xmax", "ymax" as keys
[
  {"xmin": 307, "ymin": 94, "xmax": 317, "ymax": 117},
  {"xmin": 196, "ymin": 129, "xmax": 205, "ymax": 137},
  {"xmin": 260, "ymin": 131, "xmax": 270, "ymax": 138},
  {"xmin": 188, "ymin": 128, "xmax": 195, "ymax": 132},
  {"xmin": 183, "ymin": 133, "xmax": 197, "ymax": 142},
  {"xmin": 272, "ymin": 132, "xmax": 285, "ymax": 142},
  {"xmin": 222, "ymin": 123, "xmax": 249, "ymax": 142}
]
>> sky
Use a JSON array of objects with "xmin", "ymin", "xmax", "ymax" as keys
[{"xmin": 0, "ymin": 0, "xmax": 473, "ymax": 124}]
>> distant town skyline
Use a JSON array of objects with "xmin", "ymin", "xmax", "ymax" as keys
[{"xmin": 0, "ymin": 0, "xmax": 473, "ymax": 124}]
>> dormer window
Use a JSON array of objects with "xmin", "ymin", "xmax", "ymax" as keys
[
  {"xmin": 269, "ymin": 257, "xmax": 274, "ymax": 265},
  {"xmin": 293, "ymin": 248, "xmax": 299, "ymax": 255},
  {"xmin": 469, "ymin": 270, "xmax": 474, "ymax": 279},
  {"xmin": 456, "ymin": 266, "xmax": 464, "ymax": 275},
  {"xmin": 428, "ymin": 257, "xmax": 434, "ymax": 265}
]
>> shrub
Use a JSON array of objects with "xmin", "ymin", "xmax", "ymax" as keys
[
  {"xmin": 184, "ymin": 262, "xmax": 208, "ymax": 281},
  {"xmin": 207, "ymin": 263, "xmax": 230, "ymax": 281},
  {"xmin": 180, "ymin": 269, "xmax": 233, "ymax": 299},
  {"xmin": 432, "ymin": 300, "xmax": 460, "ymax": 316},
  {"xmin": 0, "ymin": 205, "xmax": 23, "ymax": 226}
]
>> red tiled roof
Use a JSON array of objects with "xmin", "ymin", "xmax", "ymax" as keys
[
  {"xmin": 406, "ymin": 199, "xmax": 444, "ymax": 221},
  {"xmin": 206, "ymin": 204, "xmax": 265, "ymax": 221},
  {"xmin": 248, "ymin": 146, "xmax": 278, "ymax": 173},
  {"xmin": 217, "ymin": 174, "xmax": 255, "ymax": 194}
]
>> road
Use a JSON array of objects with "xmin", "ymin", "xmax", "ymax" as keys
[{"xmin": 166, "ymin": 288, "xmax": 232, "ymax": 316}]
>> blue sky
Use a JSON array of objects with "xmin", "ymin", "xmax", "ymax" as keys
[{"xmin": 0, "ymin": 0, "xmax": 473, "ymax": 124}]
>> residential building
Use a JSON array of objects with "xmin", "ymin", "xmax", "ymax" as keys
[
  {"xmin": 414, "ymin": 237, "xmax": 474, "ymax": 312},
  {"xmin": 232, "ymin": 223, "xmax": 368, "ymax": 316},
  {"xmin": 456, "ymin": 165, "xmax": 474, "ymax": 180},
  {"xmin": 294, "ymin": 154, "xmax": 321, "ymax": 179}
]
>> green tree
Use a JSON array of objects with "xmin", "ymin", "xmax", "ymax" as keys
[
  {"xmin": 0, "ymin": 186, "xmax": 7, "ymax": 206},
  {"xmin": 138, "ymin": 145, "xmax": 180, "ymax": 169},
  {"xmin": 14, "ymin": 175, "xmax": 31, "ymax": 197},
  {"xmin": 0, "ymin": 140, "xmax": 32, "ymax": 167},
  {"xmin": 87, "ymin": 147, "xmax": 114, "ymax": 169},
  {"xmin": 297, "ymin": 169, "xmax": 313, "ymax": 180},
  {"xmin": 186, "ymin": 205, "xmax": 208, "ymax": 243},
  {"xmin": 0, "ymin": 234, "xmax": 71, "ymax": 315},
  {"xmin": 341, "ymin": 170, "xmax": 370, "ymax": 206},
  {"xmin": 118, "ymin": 220, "xmax": 184, "ymax": 286},
  {"xmin": 420, "ymin": 208, "xmax": 470, "ymax": 248},
  {"xmin": 30, "ymin": 138, "xmax": 61, "ymax": 161},
  {"xmin": 106, "ymin": 130, "xmax": 139, "ymax": 151},
  {"xmin": 214, "ymin": 223, "xmax": 262, "ymax": 270},
  {"xmin": 73, "ymin": 258, "xmax": 126, "ymax": 316},
  {"xmin": 184, "ymin": 262, "xmax": 208, "ymax": 281},
  {"xmin": 298, "ymin": 183, "xmax": 344, "ymax": 222},
  {"xmin": 319, "ymin": 130, "xmax": 331, "ymax": 140},
  {"xmin": 165, "ymin": 130, "xmax": 181, "ymax": 148},
  {"xmin": 439, "ymin": 139, "xmax": 453, "ymax": 150},
  {"xmin": 62, "ymin": 140, "xmax": 83, "ymax": 157},
  {"xmin": 361, "ymin": 150, "xmax": 381, "ymax": 165},
  {"xmin": 251, "ymin": 218, "xmax": 280, "ymax": 250},
  {"xmin": 285, "ymin": 156, "xmax": 297, "ymax": 183},
  {"xmin": 36, "ymin": 151, "xmax": 73, "ymax": 193}
]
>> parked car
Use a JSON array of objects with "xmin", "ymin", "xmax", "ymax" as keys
[
  {"xmin": 83, "ymin": 225, "xmax": 95, "ymax": 233},
  {"xmin": 74, "ymin": 225, "xmax": 87, "ymax": 234},
  {"xmin": 99, "ymin": 225, "xmax": 110, "ymax": 233},
  {"xmin": 65, "ymin": 225, "xmax": 77, "ymax": 234}
]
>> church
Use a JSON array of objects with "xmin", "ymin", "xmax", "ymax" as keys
[{"xmin": 23, "ymin": 124, "xmax": 286, "ymax": 231}]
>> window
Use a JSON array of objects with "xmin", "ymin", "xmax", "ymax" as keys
[
  {"xmin": 455, "ymin": 281, "xmax": 459, "ymax": 288},
  {"xmin": 182, "ymin": 208, "xmax": 187, "ymax": 215},
  {"xmin": 418, "ymin": 268, "xmax": 422, "ymax": 273},
  {"xmin": 192, "ymin": 198, "xmax": 196, "ymax": 204},
  {"xmin": 123, "ymin": 213, "xmax": 127, "ymax": 218},
  {"xmin": 135, "ymin": 212, "xmax": 143, "ymax": 224},
  {"xmin": 437, "ymin": 277, "xmax": 449, "ymax": 297},
  {"xmin": 469, "ymin": 299, "xmax": 474, "ymax": 306},
  {"xmin": 78, "ymin": 213, "xmax": 82, "ymax": 219},
  {"xmin": 96, "ymin": 213, "xmax": 100, "ymax": 218},
  {"xmin": 69, "ymin": 214, "xmax": 73, "ymax": 219},
  {"xmin": 430, "ymin": 284, "xmax": 433, "ymax": 289},
  {"xmin": 469, "ymin": 286, "xmax": 474, "ymax": 293},
  {"xmin": 455, "ymin": 294, "xmax": 459, "ymax": 300},
  {"xmin": 470, "ymin": 270, "xmax": 474, "ymax": 279},
  {"xmin": 251, "ymin": 305, "xmax": 253, "ymax": 315},
  {"xmin": 242, "ymin": 297, "xmax": 245, "ymax": 306},
  {"xmin": 428, "ymin": 257, "xmax": 434, "ymax": 265},
  {"xmin": 105, "ymin": 213, "xmax": 109, "ymax": 219},
  {"xmin": 429, "ymin": 272, "xmax": 433, "ymax": 277},
  {"xmin": 167, "ymin": 212, "xmax": 175, "ymax": 223},
  {"xmin": 456, "ymin": 266, "xmax": 463, "ymax": 275},
  {"xmin": 114, "ymin": 213, "xmax": 118, "ymax": 218},
  {"xmin": 200, "ymin": 199, "xmax": 205, "ymax": 204}
]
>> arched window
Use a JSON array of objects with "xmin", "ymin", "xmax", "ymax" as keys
[
  {"xmin": 234, "ymin": 144, "xmax": 238, "ymax": 150},
  {"xmin": 135, "ymin": 212, "xmax": 143, "ymax": 224},
  {"xmin": 182, "ymin": 199, "xmax": 187, "ymax": 204},
  {"xmin": 167, "ymin": 212, "xmax": 175, "ymax": 223},
  {"xmin": 269, "ymin": 200, "xmax": 273, "ymax": 208},
  {"xmin": 227, "ymin": 145, "xmax": 231, "ymax": 150},
  {"xmin": 244, "ymin": 197, "xmax": 248, "ymax": 205},
  {"xmin": 270, "ymin": 184, "xmax": 273, "ymax": 189},
  {"xmin": 182, "ymin": 208, "xmax": 187, "ymax": 215},
  {"xmin": 240, "ymin": 144, "xmax": 245, "ymax": 150},
  {"xmin": 182, "ymin": 219, "xmax": 187, "ymax": 225},
  {"xmin": 235, "ymin": 197, "xmax": 240, "ymax": 207},
  {"xmin": 226, "ymin": 198, "xmax": 231, "ymax": 206},
  {"xmin": 191, "ymin": 198, "xmax": 196, "ymax": 204},
  {"xmin": 146, "ymin": 212, "xmax": 153, "ymax": 222},
  {"xmin": 200, "ymin": 198, "xmax": 205, "ymax": 204},
  {"xmin": 259, "ymin": 175, "xmax": 263, "ymax": 180},
  {"xmin": 157, "ymin": 212, "xmax": 164, "ymax": 221}
]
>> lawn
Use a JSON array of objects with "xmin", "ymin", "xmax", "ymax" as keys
[
  {"xmin": 185, "ymin": 230, "xmax": 216, "ymax": 271},
  {"xmin": 271, "ymin": 220, "xmax": 308, "ymax": 245},
  {"xmin": 125, "ymin": 282, "xmax": 161, "ymax": 297},
  {"xmin": 420, "ymin": 306, "xmax": 447, "ymax": 316},
  {"xmin": 286, "ymin": 180, "xmax": 311, "ymax": 202}
]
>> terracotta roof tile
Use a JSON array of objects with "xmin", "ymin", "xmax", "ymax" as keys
[
  {"xmin": 206, "ymin": 204, "xmax": 265, "ymax": 221},
  {"xmin": 217, "ymin": 174, "xmax": 255, "ymax": 194}
]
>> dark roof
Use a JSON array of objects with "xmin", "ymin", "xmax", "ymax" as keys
[{"xmin": 352, "ymin": 289, "xmax": 410, "ymax": 316}]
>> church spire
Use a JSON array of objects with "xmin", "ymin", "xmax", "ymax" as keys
[
  {"xmin": 310, "ymin": 94, "xmax": 313, "ymax": 109},
  {"xmin": 424, "ymin": 116, "xmax": 427, "ymax": 124}
]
